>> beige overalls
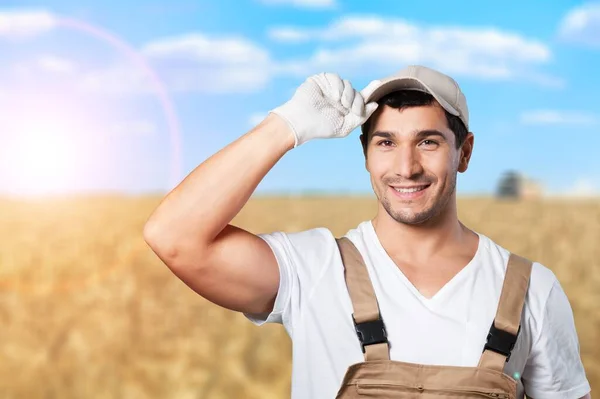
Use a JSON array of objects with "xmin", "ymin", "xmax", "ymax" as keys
[{"xmin": 334, "ymin": 237, "xmax": 533, "ymax": 399}]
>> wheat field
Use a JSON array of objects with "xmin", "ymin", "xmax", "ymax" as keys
[{"xmin": 0, "ymin": 195, "xmax": 598, "ymax": 398}]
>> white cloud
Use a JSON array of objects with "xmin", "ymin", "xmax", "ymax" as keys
[
  {"xmin": 268, "ymin": 27, "xmax": 313, "ymax": 42},
  {"xmin": 37, "ymin": 55, "xmax": 76, "ymax": 74},
  {"xmin": 0, "ymin": 9, "xmax": 272, "ymax": 95},
  {"xmin": 8, "ymin": 57, "xmax": 77, "ymax": 82},
  {"xmin": 0, "ymin": 9, "xmax": 57, "ymax": 38},
  {"xmin": 80, "ymin": 33, "xmax": 274, "ymax": 94},
  {"xmin": 142, "ymin": 34, "xmax": 272, "ymax": 93},
  {"xmin": 522, "ymin": 73, "xmax": 567, "ymax": 89},
  {"xmin": 558, "ymin": 3, "xmax": 600, "ymax": 47},
  {"xmin": 258, "ymin": 0, "xmax": 336, "ymax": 9},
  {"xmin": 520, "ymin": 110, "xmax": 598, "ymax": 125},
  {"xmin": 0, "ymin": 7, "xmax": 275, "ymax": 92},
  {"xmin": 0, "ymin": 9, "xmax": 561, "ymax": 96},
  {"xmin": 269, "ymin": 17, "xmax": 417, "ymax": 42},
  {"xmin": 269, "ymin": 16, "xmax": 556, "ymax": 85},
  {"xmin": 78, "ymin": 63, "xmax": 150, "ymax": 95}
]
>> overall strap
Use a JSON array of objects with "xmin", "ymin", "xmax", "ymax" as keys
[
  {"xmin": 478, "ymin": 253, "xmax": 533, "ymax": 372},
  {"xmin": 336, "ymin": 237, "xmax": 390, "ymax": 361}
]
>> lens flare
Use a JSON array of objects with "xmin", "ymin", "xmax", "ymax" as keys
[
  {"xmin": 58, "ymin": 16, "xmax": 182, "ymax": 189},
  {"xmin": 1, "ymin": 14, "xmax": 182, "ymax": 294}
]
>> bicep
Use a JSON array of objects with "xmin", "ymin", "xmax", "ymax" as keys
[
  {"xmin": 170, "ymin": 224, "xmax": 284, "ymax": 315},
  {"xmin": 521, "ymin": 280, "xmax": 591, "ymax": 399}
]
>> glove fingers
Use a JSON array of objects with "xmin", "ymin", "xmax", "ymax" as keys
[
  {"xmin": 273, "ymin": 72, "xmax": 375, "ymax": 145},
  {"xmin": 323, "ymin": 72, "xmax": 344, "ymax": 103},
  {"xmin": 306, "ymin": 74, "xmax": 326, "ymax": 97},
  {"xmin": 360, "ymin": 79, "xmax": 383, "ymax": 102},
  {"xmin": 351, "ymin": 90, "xmax": 365, "ymax": 116},
  {"xmin": 341, "ymin": 79, "xmax": 355, "ymax": 110},
  {"xmin": 365, "ymin": 101, "xmax": 379, "ymax": 118}
]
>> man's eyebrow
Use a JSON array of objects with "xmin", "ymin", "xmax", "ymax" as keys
[
  {"xmin": 370, "ymin": 131, "xmax": 395, "ymax": 140},
  {"xmin": 415, "ymin": 129, "xmax": 448, "ymax": 140},
  {"xmin": 370, "ymin": 129, "xmax": 448, "ymax": 141}
]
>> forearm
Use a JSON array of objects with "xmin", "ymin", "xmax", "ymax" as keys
[{"xmin": 143, "ymin": 113, "xmax": 295, "ymax": 253}]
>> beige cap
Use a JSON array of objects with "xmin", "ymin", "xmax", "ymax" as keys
[{"xmin": 363, "ymin": 65, "xmax": 469, "ymax": 130}]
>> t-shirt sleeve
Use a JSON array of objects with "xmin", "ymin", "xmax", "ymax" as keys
[
  {"xmin": 243, "ymin": 231, "xmax": 296, "ymax": 330},
  {"xmin": 521, "ymin": 278, "xmax": 591, "ymax": 399},
  {"xmin": 242, "ymin": 227, "xmax": 335, "ymax": 336}
]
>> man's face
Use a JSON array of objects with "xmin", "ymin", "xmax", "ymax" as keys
[{"xmin": 365, "ymin": 102, "xmax": 472, "ymax": 225}]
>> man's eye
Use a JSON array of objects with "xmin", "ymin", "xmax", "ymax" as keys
[
  {"xmin": 378, "ymin": 140, "xmax": 393, "ymax": 146},
  {"xmin": 421, "ymin": 140, "xmax": 438, "ymax": 146}
]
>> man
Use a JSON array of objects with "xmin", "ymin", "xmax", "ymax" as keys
[{"xmin": 143, "ymin": 65, "xmax": 592, "ymax": 398}]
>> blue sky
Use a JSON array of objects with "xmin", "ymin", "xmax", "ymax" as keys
[{"xmin": 0, "ymin": 0, "xmax": 599, "ymax": 197}]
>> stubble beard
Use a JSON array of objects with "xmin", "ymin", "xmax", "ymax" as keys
[{"xmin": 378, "ymin": 171, "xmax": 457, "ymax": 226}]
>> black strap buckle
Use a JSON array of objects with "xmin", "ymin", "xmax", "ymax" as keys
[
  {"xmin": 353, "ymin": 316, "xmax": 388, "ymax": 353},
  {"xmin": 483, "ymin": 322, "xmax": 520, "ymax": 362}
]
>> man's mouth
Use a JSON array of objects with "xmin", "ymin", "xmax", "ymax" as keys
[
  {"xmin": 390, "ymin": 184, "xmax": 430, "ymax": 193},
  {"xmin": 388, "ymin": 183, "xmax": 431, "ymax": 200}
]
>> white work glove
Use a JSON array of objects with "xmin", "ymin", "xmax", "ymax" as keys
[{"xmin": 269, "ymin": 73, "xmax": 382, "ymax": 148}]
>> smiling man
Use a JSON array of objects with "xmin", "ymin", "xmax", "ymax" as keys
[{"xmin": 144, "ymin": 65, "xmax": 592, "ymax": 399}]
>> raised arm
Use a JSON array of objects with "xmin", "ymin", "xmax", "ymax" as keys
[
  {"xmin": 142, "ymin": 73, "xmax": 380, "ymax": 315},
  {"xmin": 143, "ymin": 114, "xmax": 294, "ymax": 314}
]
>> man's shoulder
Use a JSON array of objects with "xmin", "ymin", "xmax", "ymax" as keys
[
  {"xmin": 256, "ymin": 221, "xmax": 371, "ymax": 261},
  {"xmin": 259, "ymin": 221, "xmax": 370, "ymax": 246},
  {"xmin": 481, "ymin": 232, "xmax": 560, "ymax": 306}
]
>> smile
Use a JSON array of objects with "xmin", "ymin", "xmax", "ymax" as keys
[{"xmin": 389, "ymin": 184, "xmax": 431, "ymax": 199}]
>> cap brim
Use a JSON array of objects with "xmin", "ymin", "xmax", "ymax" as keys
[{"xmin": 366, "ymin": 76, "xmax": 460, "ymax": 117}]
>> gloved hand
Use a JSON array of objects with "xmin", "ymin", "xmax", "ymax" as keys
[{"xmin": 269, "ymin": 73, "xmax": 382, "ymax": 148}]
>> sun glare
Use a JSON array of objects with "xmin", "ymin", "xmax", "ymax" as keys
[{"xmin": 4, "ymin": 119, "xmax": 80, "ymax": 197}]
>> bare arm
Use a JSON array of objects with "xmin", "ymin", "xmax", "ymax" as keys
[
  {"xmin": 143, "ymin": 113, "xmax": 295, "ymax": 314},
  {"xmin": 143, "ymin": 73, "xmax": 378, "ymax": 316}
]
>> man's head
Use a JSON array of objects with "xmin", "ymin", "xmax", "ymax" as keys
[{"xmin": 359, "ymin": 65, "xmax": 474, "ymax": 226}]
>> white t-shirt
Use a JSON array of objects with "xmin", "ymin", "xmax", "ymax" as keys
[{"xmin": 244, "ymin": 221, "xmax": 591, "ymax": 399}]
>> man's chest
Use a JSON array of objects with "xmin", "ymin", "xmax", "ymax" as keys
[
  {"xmin": 387, "ymin": 249, "xmax": 479, "ymax": 300},
  {"xmin": 293, "ymin": 265, "xmax": 532, "ymax": 399},
  {"xmin": 396, "ymin": 264, "xmax": 470, "ymax": 299},
  {"xmin": 306, "ymin": 268, "xmax": 496, "ymax": 364}
]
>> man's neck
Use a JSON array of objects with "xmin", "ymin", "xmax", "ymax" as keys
[{"xmin": 371, "ymin": 201, "xmax": 471, "ymax": 263}]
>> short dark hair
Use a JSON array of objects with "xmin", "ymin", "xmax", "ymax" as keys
[{"xmin": 360, "ymin": 90, "xmax": 469, "ymax": 155}]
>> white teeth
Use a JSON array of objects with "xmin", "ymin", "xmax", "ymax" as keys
[{"xmin": 394, "ymin": 186, "xmax": 426, "ymax": 193}]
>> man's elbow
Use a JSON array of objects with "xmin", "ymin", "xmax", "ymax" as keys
[
  {"xmin": 143, "ymin": 220, "xmax": 181, "ymax": 263},
  {"xmin": 143, "ymin": 221, "xmax": 210, "ymax": 272}
]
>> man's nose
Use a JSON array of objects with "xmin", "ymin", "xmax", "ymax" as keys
[{"xmin": 393, "ymin": 146, "xmax": 424, "ymax": 179}]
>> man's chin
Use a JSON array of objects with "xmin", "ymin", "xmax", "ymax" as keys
[
  {"xmin": 392, "ymin": 212, "xmax": 435, "ymax": 226},
  {"xmin": 381, "ymin": 198, "xmax": 442, "ymax": 226}
]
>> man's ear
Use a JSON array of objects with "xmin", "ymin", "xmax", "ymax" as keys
[{"xmin": 458, "ymin": 132, "xmax": 474, "ymax": 173}]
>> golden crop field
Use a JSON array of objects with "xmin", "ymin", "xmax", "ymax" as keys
[{"xmin": 0, "ymin": 195, "xmax": 598, "ymax": 399}]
